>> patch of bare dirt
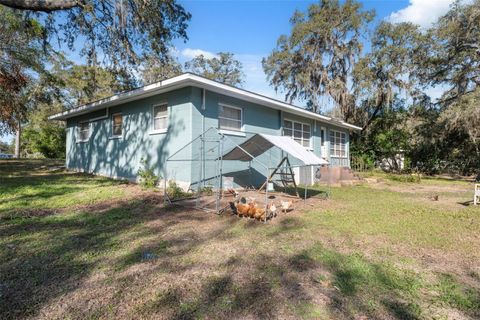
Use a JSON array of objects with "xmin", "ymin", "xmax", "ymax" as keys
[{"xmin": 6, "ymin": 182, "xmax": 478, "ymax": 320}]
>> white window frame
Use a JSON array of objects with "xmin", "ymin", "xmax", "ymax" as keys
[
  {"xmin": 329, "ymin": 130, "xmax": 347, "ymax": 158},
  {"xmin": 151, "ymin": 102, "xmax": 168, "ymax": 134},
  {"xmin": 110, "ymin": 113, "xmax": 123, "ymax": 139},
  {"xmin": 282, "ymin": 118, "xmax": 312, "ymax": 149},
  {"xmin": 77, "ymin": 122, "xmax": 90, "ymax": 143},
  {"xmin": 218, "ymin": 103, "xmax": 245, "ymax": 136}
]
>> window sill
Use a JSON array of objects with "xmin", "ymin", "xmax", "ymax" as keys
[
  {"xmin": 149, "ymin": 129, "xmax": 168, "ymax": 135},
  {"xmin": 109, "ymin": 136, "xmax": 123, "ymax": 140},
  {"xmin": 219, "ymin": 129, "xmax": 246, "ymax": 137},
  {"xmin": 330, "ymin": 156, "xmax": 348, "ymax": 159},
  {"xmin": 76, "ymin": 140, "xmax": 89, "ymax": 144}
]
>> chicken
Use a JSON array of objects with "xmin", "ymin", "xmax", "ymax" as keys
[
  {"xmin": 254, "ymin": 207, "xmax": 265, "ymax": 220},
  {"xmin": 247, "ymin": 200, "xmax": 257, "ymax": 218},
  {"xmin": 235, "ymin": 201, "xmax": 250, "ymax": 217},
  {"xmin": 229, "ymin": 202, "xmax": 237, "ymax": 215},
  {"xmin": 268, "ymin": 201, "xmax": 277, "ymax": 218},
  {"xmin": 226, "ymin": 188, "xmax": 239, "ymax": 198},
  {"xmin": 280, "ymin": 200, "xmax": 294, "ymax": 213}
]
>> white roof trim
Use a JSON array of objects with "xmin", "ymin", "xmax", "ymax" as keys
[{"xmin": 48, "ymin": 73, "xmax": 362, "ymax": 131}]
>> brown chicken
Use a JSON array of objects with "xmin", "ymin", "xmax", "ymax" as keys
[
  {"xmin": 256, "ymin": 202, "xmax": 276, "ymax": 220},
  {"xmin": 247, "ymin": 201, "xmax": 257, "ymax": 218},
  {"xmin": 254, "ymin": 207, "xmax": 265, "ymax": 220},
  {"xmin": 226, "ymin": 188, "xmax": 239, "ymax": 198},
  {"xmin": 235, "ymin": 201, "xmax": 250, "ymax": 217}
]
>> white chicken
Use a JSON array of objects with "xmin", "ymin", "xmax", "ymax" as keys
[
  {"xmin": 280, "ymin": 200, "xmax": 293, "ymax": 213},
  {"xmin": 268, "ymin": 201, "xmax": 277, "ymax": 218}
]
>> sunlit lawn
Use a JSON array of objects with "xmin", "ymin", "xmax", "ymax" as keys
[{"xmin": 1, "ymin": 160, "xmax": 479, "ymax": 319}]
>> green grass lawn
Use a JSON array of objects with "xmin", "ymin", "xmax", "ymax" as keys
[{"xmin": 1, "ymin": 160, "xmax": 479, "ymax": 319}]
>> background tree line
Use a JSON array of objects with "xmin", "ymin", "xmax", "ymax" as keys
[
  {"xmin": 0, "ymin": 1, "xmax": 244, "ymax": 158},
  {"xmin": 262, "ymin": 0, "xmax": 480, "ymax": 175},
  {"xmin": 1, "ymin": 0, "xmax": 478, "ymax": 176}
]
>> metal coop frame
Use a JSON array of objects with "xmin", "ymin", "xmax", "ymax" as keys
[{"xmin": 164, "ymin": 127, "xmax": 331, "ymax": 221}]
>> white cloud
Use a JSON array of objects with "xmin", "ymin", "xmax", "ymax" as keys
[
  {"xmin": 180, "ymin": 48, "xmax": 217, "ymax": 60},
  {"xmin": 388, "ymin": 0, "xmax": 456, "ymax": 28}
]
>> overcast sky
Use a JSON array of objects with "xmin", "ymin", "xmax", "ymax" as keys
[{"xmin": 0, "ymin": 0, "xmax": 460, "ymax": 143}]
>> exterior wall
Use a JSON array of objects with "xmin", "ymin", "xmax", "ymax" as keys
[
  {"xmin": 65, "ymin": 85, "xmax": 351, "ymax": 187},
  {"xmin": 189, "ymin": 88, "xmax": 351, "ymax": 187},
  {"xmin": 66, "ymin": 87, "xmax": 195, "ymax": 184},
  {"xmin": 190, "ymin": 88, "xmax": 283, "ymax": 188}
]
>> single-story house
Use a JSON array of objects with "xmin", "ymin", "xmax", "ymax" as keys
[{"xmin": 49, "ymin": 73, "xmax": 361, "ymax": 188}]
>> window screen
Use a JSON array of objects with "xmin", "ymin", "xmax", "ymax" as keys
[
  {"xmin": 153, "ymin": 104, "xmax": 168, "ymax": 131},
  {"xmin": 219, "ymin": 105, "xmax": 242, "ymax": 131},
  {"xmin": 112, "ymin": 113, "xmax": 122, "ymax": 136},
  {"xmin": 283, "ymin": 120, "xmax": 311, "ymax": 148},
  {"xmin": 78, "ymin": 122, "xmax": 90, "ymax": 141},
  {"xmin": 329, "ymin": 131, "xmax": 347, "ymax": 157}
]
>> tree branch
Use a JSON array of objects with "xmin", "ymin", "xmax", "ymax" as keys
[{"xmin": 0, "ymin": 0, "xmax": 81, "ymax": 12}]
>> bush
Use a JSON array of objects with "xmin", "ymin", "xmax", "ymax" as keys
[
  {"xmin": 199, "ymin": 186, "xmax": 213, "ymax": 196},
  {"xmin": 137, "ymin": 158, "xmax": 158, "ymax": 189},
  {"xmin": 167, "ymin": 180, "xmax": 191, "ymax": 199},
  {"xmin": 25, "ymin": 152, "xmax": 46, "ymax": 159}
]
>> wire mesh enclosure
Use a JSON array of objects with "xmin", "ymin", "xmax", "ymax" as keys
[{"xmin": 164, "ymin": 127, "xmax": 330, "ymax": 221}]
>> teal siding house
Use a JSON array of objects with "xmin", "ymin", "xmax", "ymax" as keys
[{"xmin": 49, "ymin": 73, "xmax": 361, "ymax": 187}]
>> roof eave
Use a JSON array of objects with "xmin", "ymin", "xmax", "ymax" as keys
[
  {"xmin": 48, "ymin": 74, "xmax": 193, "ymax": 121},
  {"xmin": 48, "ymin": 73, "xmax": 362, "ymax": 132}
]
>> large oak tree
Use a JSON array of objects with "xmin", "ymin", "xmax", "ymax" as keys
[
  {"xmin": 184, "ymin": 52, "xmax": 245, "ymax": 87},
  {"xmin": 0, "ymin": 0, "xmax": 190, "ymax": 156},
  {"xmin": 262, "ymin": 0, "xmax": 374, "ymax": 118}
]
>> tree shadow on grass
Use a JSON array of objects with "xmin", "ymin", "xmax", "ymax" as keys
[
  {"xmin": 132, "ymin": 242, "xmax": 431, "ymax": 320},
  {"xmin": 0, "ymin": 171, "xmax": 127, "ymax": 218},
  {"xmin": 0, "ymin": 196, "xmax": 180, "ymax": 319}
]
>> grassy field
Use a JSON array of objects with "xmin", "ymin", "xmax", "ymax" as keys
[{"xmin": 1, "ymin": 160, "xmax": 479, "ymax": 319}]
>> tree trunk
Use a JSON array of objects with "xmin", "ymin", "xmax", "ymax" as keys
[
  {"xmin": 14, "ymin": 122, "xmax": 21, "ymax": 159},
  {"xmin": 0, "ymin": 0, "xmax": 81, "ymax": 12}
]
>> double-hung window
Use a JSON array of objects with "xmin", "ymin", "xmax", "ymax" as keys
[
  {"xmin": 78, "ymin": 122, "xmax": 90, "ymax": 142},
  {"xmin": 153, "ymin": 104, "xmax": 168, "ymax": 132},
  {"xmin": 329, "ymin": 131, "xmax": 347, "ymax": 157},
  {"xmin": 283, "ymin": 120, "xmax": 311, "ymax": 148},
  {"xmin": 111, "ymin": 113, "xmax": 122, "ymax": 137},
  {"xmin": 218, "ymin": 104, "xmax": 243, "ymax": 131}
]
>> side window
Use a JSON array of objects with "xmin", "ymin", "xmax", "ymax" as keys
[
  {"xmin": 302, "ymin": 124, "xmax": 311, "ymax": 147},
  {"xmin": 78, "ymin": 122, "xmax": 90, "ymax": 142},
  {"xmin": 111, "ymin": 113, "xmax": 122, "ymax": 137},
  {"xmin": 219, "ymin": 104, "xmax": 243, "ymax": 131},
  {"xmin": 282, "ymin": 119, "xmax": 311, "ymax": 148},
  {"xmin": 153, "ymin": 104, "xmax": 168, "ymax": 131},
  {"xmin": 329, "ymin": 130, "xmax": 347, "ymax": 157}
]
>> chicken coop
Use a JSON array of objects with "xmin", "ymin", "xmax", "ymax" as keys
[{"xmin": 164, "ymin": 127, "xmax": 330, "ymax": 222}]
